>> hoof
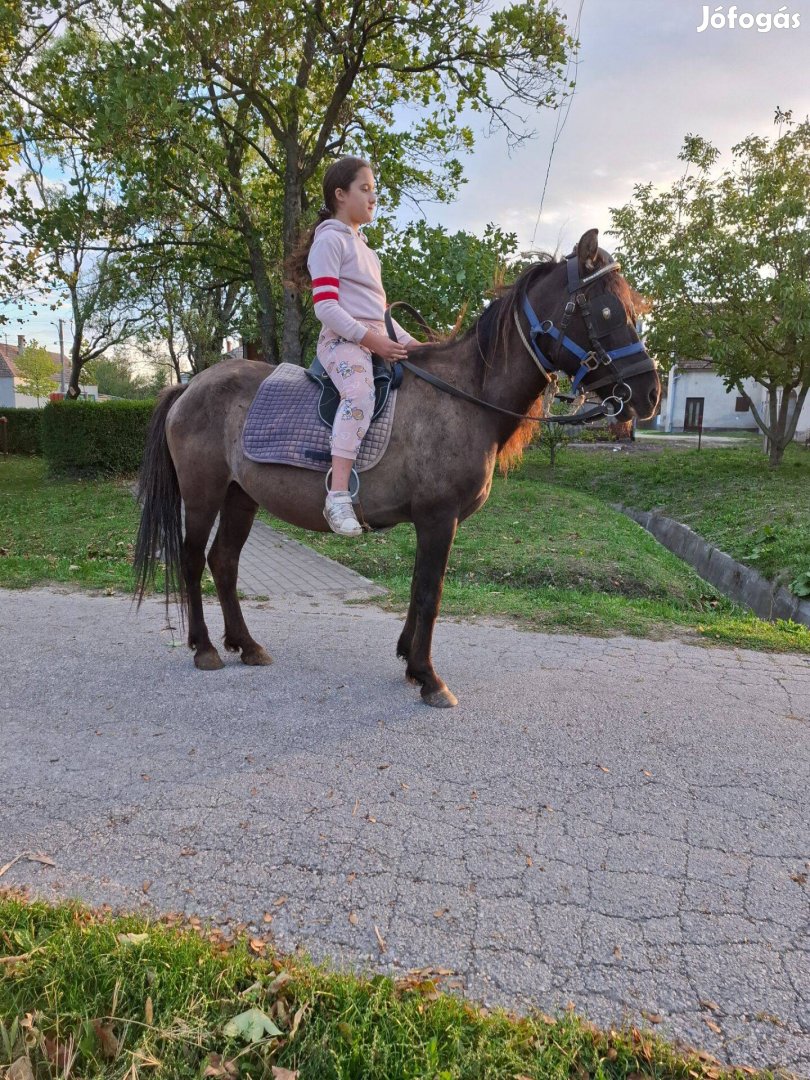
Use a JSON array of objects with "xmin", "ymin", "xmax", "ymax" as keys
[
  {"xmin": 422, "ymin": 686, "xmax": 458, "ymax": 708},
  {"xmin": 194, "ymin": 648, "xmax": 224, "ymax": 671},
  {"xmin": 241, "ymin": 646, "xmax": 273, "ymax": 666}
]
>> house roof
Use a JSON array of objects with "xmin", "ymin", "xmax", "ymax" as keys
[
  {"xmin": 677, "ymin": 358, "xmax": 714, "ymax": 372},
  {"xmin": 0, "ymin": 341, "xmax": 65, "ymax": 383}
]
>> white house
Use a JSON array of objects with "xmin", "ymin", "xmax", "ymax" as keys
[
  {"xmin": 0, "ymin": 336, "xmax": 98, "ymax": 406},
  {"xmin": 658, "ymin": 358, "xmax": 810, "ymax": 439}
]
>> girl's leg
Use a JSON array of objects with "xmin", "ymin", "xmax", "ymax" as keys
[{"xmin": 319, "ymin": 338, "xmax": 376, "ymax": 535}]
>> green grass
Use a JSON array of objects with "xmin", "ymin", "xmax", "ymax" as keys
[
  {"xmin": 3, "ymin": 451, "xmax": 808, "ymax": 653},
  {"xmin": 538, "ymin": 442, "xmax": 810, "ymax": 588},
  {"xmin": 0, "ymin": 456, "xmax": 215, "ymax": 595},
  {"xmin": 265, "ymin": 453, "xmax": 810, "ymax": 654},
  {"xmin": 0, "ymin": 894, "xmax": 774, "ymax": 1080}
]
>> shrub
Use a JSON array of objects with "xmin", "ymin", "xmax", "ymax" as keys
[
  {"xmin": 0, "ymin": 407, "xmax": 44, "ymax": 454},
  {"xmin": 42, "ymin": 399, "xmax": 156, "ymax": 476}
]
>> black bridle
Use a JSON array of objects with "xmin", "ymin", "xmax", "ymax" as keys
[{"xmin": 385, "ymin": 253, "xmax": 657, "ymax": 426}]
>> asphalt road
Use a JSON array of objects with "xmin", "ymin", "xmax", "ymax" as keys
[{"xmin": 1, "ymin": 588, "xmax": 808, "ymax": 1075}]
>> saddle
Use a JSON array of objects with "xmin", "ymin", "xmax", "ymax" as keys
[
  {"xmin": 241, "ymin": 356, "xmax": 402, "ymax": 472},
  {"xmin": 305, "ymin": 354, "xmax": 403, "ymax": 428}
]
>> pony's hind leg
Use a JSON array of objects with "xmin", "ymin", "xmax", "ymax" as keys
[
  {"xmin": 207, "ymin": 482, "xmax": 272, "ymax": 666},
  {"xmin": 183, "ymin": 501, "xmax": 225, "ymax": 670}
]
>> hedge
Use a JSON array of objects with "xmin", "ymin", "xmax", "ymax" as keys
[
  {"xmin": 42, "ymin": 399, "xmax": 156, "ymax": 476},
  {"xmin": 0, "ymin": 407, "xmax": 44, "ymax": 454}
]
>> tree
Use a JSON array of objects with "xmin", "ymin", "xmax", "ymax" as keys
[
  {"xmin": 15, "ymin": 339, "xmax": 55, "ymax": 403},
  {"xmin": 1, "ymin": 0, "xmax": 575, "ymax": 365},
  {"xmin": 372, "ymin": 221, "xmax": 523, "ymax": 335},
  {"xmin": 609, "ymin": 110, "xmax": 810, "ymax": 466},
  {"xmin": 83, "ymin": 352, "xmax": 168, "ymax": 398}
]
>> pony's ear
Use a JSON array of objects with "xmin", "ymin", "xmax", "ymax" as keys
[{"xmin": 576, "ymin": 228, "xmax": 599, "ymax": 272}]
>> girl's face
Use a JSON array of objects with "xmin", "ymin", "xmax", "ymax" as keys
[{"xmin": 335, "ymin": 167, "xmax": 377, "ymax": 228}]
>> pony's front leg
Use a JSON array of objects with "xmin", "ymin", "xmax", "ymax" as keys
[{"xmin": 404, "ymin": 513, "xmax": 459, "ymax": 708}]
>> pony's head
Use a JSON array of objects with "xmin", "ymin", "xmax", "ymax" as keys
[{"xmin": 498, "ymin": 228, "xmax": 661, "ymax": 422}]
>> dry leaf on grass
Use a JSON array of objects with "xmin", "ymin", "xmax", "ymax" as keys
[
  {"xmin": 203, "ymin": 1052, "xmax": 239, "ymax": 1078},
  {"xmin": 91, "ymin": 1020, "xmax": 120, "ymax": 1059},
  {"xmin": 144, "ymin": 996, "xmax": 153, "ymax": 1025},
  {"xmin": 271, "ymin": 1067, "xmax": 300, "ymax": 1079},
  {"xmin": 249, "ymin": 938, "xmax": 267, "ymax": 956},
  {"xmin": 289, "ymin": 1004, "xmax": 307, "ymax": 1041},
  {"xmin": 267, "ymin": 971, "xmax": 293, "ymax": 996},
  {"xmin": 7, "ymin": 1058, "xmax": 35, "ymax": 1080}
]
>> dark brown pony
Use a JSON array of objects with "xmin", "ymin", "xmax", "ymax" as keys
[{"xmin": 134, "ymin": 230, "xmax": 661, "ymax": 707}]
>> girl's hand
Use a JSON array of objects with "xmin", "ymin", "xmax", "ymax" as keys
[{"xmin": 360, "ymin": 331, "xmax": 408, "ymax": 361}]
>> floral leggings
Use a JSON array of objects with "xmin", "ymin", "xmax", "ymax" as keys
[{"xmin": 316, "ymin": 326, "xmax": 377, "ymax": 459}]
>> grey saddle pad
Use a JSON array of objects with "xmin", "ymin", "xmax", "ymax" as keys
[{"xmin": 242, "ymin": 362, "xmax": 397, "ymax": 471}]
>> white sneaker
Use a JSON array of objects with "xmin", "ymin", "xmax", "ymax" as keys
[{"xmin": 323, "ymin": 491, "xmax": 363, "ymax": 537}]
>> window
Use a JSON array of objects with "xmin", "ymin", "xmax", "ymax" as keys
[{"xmin": 735, "ymin": 397, "xmax": 750, "ymax": 412}]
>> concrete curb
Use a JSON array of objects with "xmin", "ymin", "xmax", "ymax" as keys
[{"xmin": 614, "ymin": 505, "xmax": 810, "ymax": 627}]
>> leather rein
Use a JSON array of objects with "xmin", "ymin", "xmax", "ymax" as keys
[{"xmin": 383, "ymin": 257, "xmax": 656, "ymax": 426}]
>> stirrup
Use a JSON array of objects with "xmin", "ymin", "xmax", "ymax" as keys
[{"xmin": 325, "ymin": 466, "xmax": 360, "ymax": 500}]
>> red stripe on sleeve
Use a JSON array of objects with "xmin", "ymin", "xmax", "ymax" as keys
[
  {"xmin": 313, "ymin": 291, "xmax": 340, "ymax": 303},
  {"xmin": 311, "ymin": 276, "xmax": 339, "ymax": 287}
]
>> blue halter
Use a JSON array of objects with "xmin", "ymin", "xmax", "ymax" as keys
[{"xmin": 520, "ymin": 255, "xmax": 647, "ymax": 393}]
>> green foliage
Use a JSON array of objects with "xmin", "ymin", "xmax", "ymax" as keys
[
  {"xmin": 369, "ymin": 221, "xmax": 523, "ymax": 334},
  {"xmin": 610, "ymin": 111, "xmax": 810, "ymax": 464},
  {"xmin": 0, "ymin": 407, "xmax": 43, "ymax": 453},
  {"xmin": 41, "ymin": 399, "xmax": 154, "ymax": 476},
  {"xmin": 82, "ymin": 354, "xmax": 168, "ymax": 399},
  {"xmin": 14, "ymin": 340, "xmax": 56, "ymax": 403}
]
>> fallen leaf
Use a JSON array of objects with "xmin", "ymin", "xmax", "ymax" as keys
[
  {"xmin": 179, "ymin": 847, "xmax": 197, "ymax": 856},
  {"xmin": 642, "ymin": 770, "xmax": 653, "ymax": 778},
  {"xmin": 433, "ymin": 907, "xmax": 448, "ymax": 918},
  {"xmin": 273, "ymin": 895, "xmax": 287, "ymax": 907},
  {"xmin": 704, "ymin": 1018, "xmax": 722, "ymax": 1035},
  {"xmin": 289, "ymin": 1003, "xmax": 307, "ymax": 1040},
  {"xmin": 43, "ymin": 1036, "xmax": 75, "ymax": 1072},
  {"xmin": 7, "ymin": 1058, "xmax": 35, "ymax": 1080},
  {"xmin": 142, "ymin": 880, "xmax": 152, "ymax": 894},
  {"xmin": 271, "ymin": 1068, "xmax": 300, "ymax": 1080},
  {"xmin": 223, "ymin": 1007, "xmax": 283, "ymax": 1043},
  {"xmin": 597, "ymin": 765, "xmax": 610, "ymax": 773},
  {"xmin": 699, "ymin": 999, "xmax": 720, "ymax": 1012},
  {"xmin": 613, "ymin": 946, "xmax": 622, "ymax": 959},
  {"xmin": 92, "ymin": 1019, "xmax": 120, "ymax": 1059},
  {"xmin": 267, "ymin": 971, "xmax": 292, "ymax": 996},
  {"xmin": 262, "ymin": 911, "xmax": 273, "ymax": 924},
  {"xmin": 203, "ymin": 1053, "xmax": 239, "ymax": 1078},
  {"xmin": 0, "ymin": 852, "xmax": 55, "ymax": 879},
  {"xmin": 248, "ymin": 938, "xmax": 266, "ymax": 956},
  {"xmin": 348, "ymin": 911, "xmax": 359, "ymax": 926},
  {"xmin": 145, "ymin": 996, "xmax": 153, "ymax": 1025},
  {"xmin": 374, "ymin": 924, "xmax": 387, "ymax": 952},
  {"xmin": 790, "ymin": 872, "xmax": 807, "ymax": 885},
  {"xmin": 641, "ymin": 1010, "xmax": 662, "ymax": 1024},
  {"xmin": 377, "ymin": 763, "xmax": 390, "ymax": 770},
  {"xmin": 365, "ymin": 814, "xmax": 377, "ymax": 823},
  {"xmin": 117, "ymin": 933, "xmax": 148, "ymax": 946}
]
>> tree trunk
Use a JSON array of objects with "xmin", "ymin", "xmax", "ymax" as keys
[
  {"xmin": 243, "ymin": 226, "xmax": 279, "ymax": 365},
  {"xmin": 281, "ymin": 145, "xmax": 304, "ymax": 365},
  {"xmin": 66, "ymin": 325, "xmax": 84, "ymax": 399}
]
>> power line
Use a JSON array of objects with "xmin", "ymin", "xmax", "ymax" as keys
[{"xmin": 530, "ymin": 0, "xmax": 585, "ymax": 249}]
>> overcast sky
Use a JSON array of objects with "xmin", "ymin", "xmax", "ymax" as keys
[{"xmin": 3, "ymin": 0, "xmax": 809, "ymax": 354}]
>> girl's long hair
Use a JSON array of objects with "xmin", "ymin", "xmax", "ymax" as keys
[{"xmin": 285, "ymin": 156, "xmax": 372, "ymax": 291}]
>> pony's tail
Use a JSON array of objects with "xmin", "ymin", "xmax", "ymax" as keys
[{"xmin": 133, "ymin": 383, "xmax": 188, "ymax": 615}]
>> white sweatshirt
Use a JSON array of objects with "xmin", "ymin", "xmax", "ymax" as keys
[{"xmin": 306, "ymin": 219, "xmax": 415, "ymax": 345}]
